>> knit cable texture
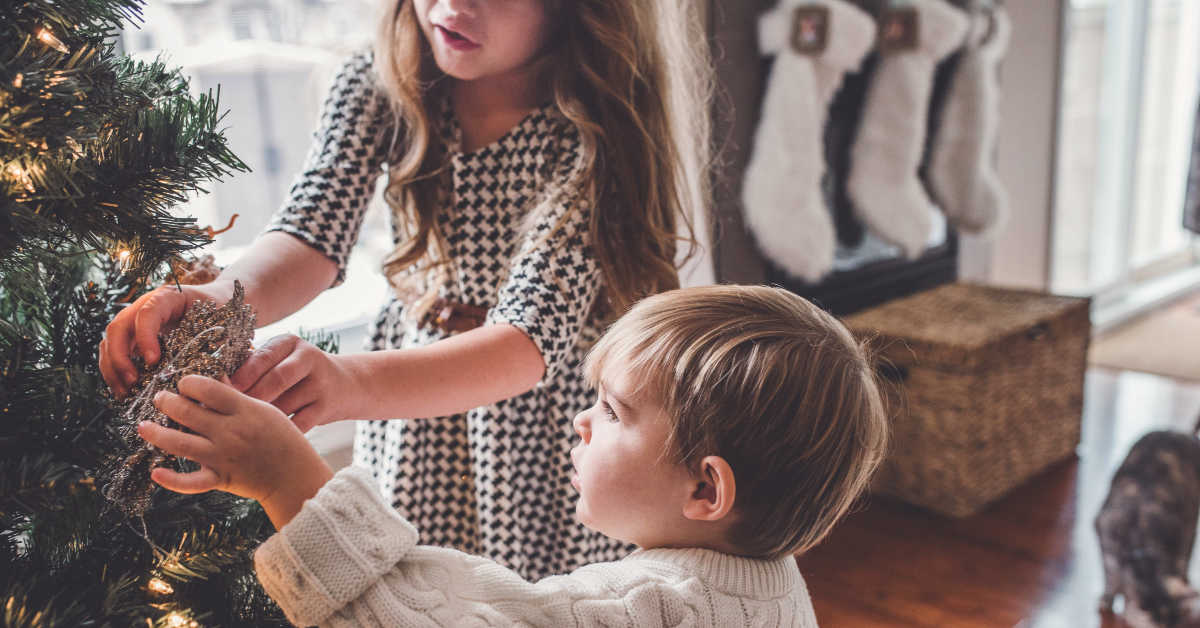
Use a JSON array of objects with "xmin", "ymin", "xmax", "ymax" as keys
[{"xmin": 255, "ymin": 466, "xmax": 820, "ymax": 627}]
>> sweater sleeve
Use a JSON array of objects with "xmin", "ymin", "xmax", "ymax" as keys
[
  {"xmin": 254, "ymin": 469, "xmax": 713, "ymax": 627},
  {"xmin": 254, "ymin": 466, "xmax": 419, "ymax": 627},
  {"xmin": 318, "ymin": 549, "xmax": 716, "ymax": 628}
]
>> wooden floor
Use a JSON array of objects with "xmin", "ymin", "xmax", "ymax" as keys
[{"xmin": 796, "ymin": 367, "xmax": 1200, "ymax": 627}]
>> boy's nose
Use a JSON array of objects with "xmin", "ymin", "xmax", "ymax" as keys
[{"xmin": 572, "ymin": 411, "xmax": 590, "ymax": 443}]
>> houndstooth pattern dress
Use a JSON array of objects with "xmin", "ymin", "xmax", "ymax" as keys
[{"xmin": 265, "ymin": 51, "xmax": 633, "ymax": 580}]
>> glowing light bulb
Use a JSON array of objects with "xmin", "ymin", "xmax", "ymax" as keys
[
  {"xmin": 5, "ymin": 163, "xmax": 34, "ymax": 193},
  {"xmin": 111, "ymin": 247, "xmax": 134, "ymax": 273},
  {"xmin": 36, "ymin": 28, "xmax": 69, "ymax": 54},
  {"xmin": 116, "ymin": 249, "xmax": 132, "ymax": 269},
  {"xmin": 163, "ymin": 612, "xmax": 198, "ymax": 628},
  {"xmin": 147, "ymin": 577, "xmax": 173, "ymax": 595}
]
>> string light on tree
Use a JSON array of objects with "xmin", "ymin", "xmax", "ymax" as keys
[
  {"xmin": 36, "ymin": 27, "xmax": 69, "ymax": 54},
  {"xmin": 162, "ymin": 611, "xmax": 200, "ymax": 628},
  {"xmin": 5, "ymin": 162, "xmax": 35, "ymax": 193},
  {"xmin": 146, "ymin": 577, "xmax": 173, "ymax": 595}
]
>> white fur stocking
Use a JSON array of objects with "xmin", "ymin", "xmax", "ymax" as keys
[
  {"xmin": 847, "ymin": 0, "xmax": 968, "ymax": 259},
  {"xmin": 742, "ymin": 0, "xmax": 876, "ymax": 283},
  {"xmin": 929, "ymin": 6, "xmax": 1011, "ymax": 237}
]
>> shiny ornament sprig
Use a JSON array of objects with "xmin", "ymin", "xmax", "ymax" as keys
[{"xmin": 103, "ymin": 281, "xmax": 255, "ymax": 517}]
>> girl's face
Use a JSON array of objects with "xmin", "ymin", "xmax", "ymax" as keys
[
  {"xmin": 413, "ymin": 0, "xmax": 550, "ymax": 82},
  {"xmin": 570, "ymin": 364, "xmax": 696, "ymax": 548}
]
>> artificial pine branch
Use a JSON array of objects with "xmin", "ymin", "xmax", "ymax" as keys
[
  {"xmin": 1, "ymin": 1, "xmax": 290, "ymax": 624},
  {"xmin": 1, "ymin": 0, "xmax": 249, "ymax": 273},
  {"xmin": 5, "ymin": 0, "xmax": 143, "ymax": 39}
]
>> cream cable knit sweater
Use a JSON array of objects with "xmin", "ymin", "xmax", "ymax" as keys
[{"xmin": 255, "ymin": 466, "xmax": 820, "ymax": 627}]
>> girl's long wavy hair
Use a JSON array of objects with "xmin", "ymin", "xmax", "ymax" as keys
[{"xmin": 373, "ymin": 0, "xmax": 713, "ymax": 318}]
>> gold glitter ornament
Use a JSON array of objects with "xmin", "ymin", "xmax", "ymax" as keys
[{"xmin": 103, "ymin": 281, "xmax": 255, "ymax": 517}]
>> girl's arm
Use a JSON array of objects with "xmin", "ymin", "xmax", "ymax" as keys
[
  {"xmin": 340, "ymin": 323, "xmax": 546, "ymax": 419},
  {"xmin": 234, "ymin": 176, "xmax": 599, "ymax": 430},
  {"xmin": 101, "ymin": 50, "xmax": 387, "ymax": 396},
  {"xmin": 98, "ymin": 232, "xmax": 336, "ymax": 396},
  {"xmin": 231, "ymin": 323, "xmax": 545, "ymax": 431},
  {"xmin": 195, "ymin": 231, "xmax": 339, "ymax": 328}
]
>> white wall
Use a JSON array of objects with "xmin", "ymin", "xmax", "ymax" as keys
[{"xmin": 960, "ymin": 0, "xmax": 1064, "ymax": 290}]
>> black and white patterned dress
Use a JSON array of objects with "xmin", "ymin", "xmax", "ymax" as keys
[{"xmin": 265, "ymin": 51, "xmax": 633, "ymax": 580}]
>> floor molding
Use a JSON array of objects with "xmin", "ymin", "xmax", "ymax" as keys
[{"xmin": 1091, "ymin": 265, "xmax": 1200, "ymax": 335}]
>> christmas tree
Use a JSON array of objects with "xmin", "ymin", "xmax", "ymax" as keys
[{"xmin": 1, "ymin": 1, "xmax": 292, "ymax": 625}]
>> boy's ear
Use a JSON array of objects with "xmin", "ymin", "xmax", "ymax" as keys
[{"xmin": 682, "ymin": 455, "xmax": 736, "ymax": 522}]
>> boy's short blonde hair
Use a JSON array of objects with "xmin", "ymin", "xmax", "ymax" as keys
[{"xmin": 584, "ymin": 285, "xmax": 889, "ymax": 559}]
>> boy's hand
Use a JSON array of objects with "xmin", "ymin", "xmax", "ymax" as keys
[
  {"xmin": 138, "ymin": 374, "xmax": 333, "ymax": 529},
  {"xmin": 230, "ymin": 334, "xmax": 362, "ymax": 433}
]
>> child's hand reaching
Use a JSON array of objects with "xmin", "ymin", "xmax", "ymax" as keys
[
  {"xmin": 229, "ymin": 334, "xmax": 364, "ymax": 433},
  {"xmin": 138, "ymin": 374, "xmax": 333, "ymax": 529}
]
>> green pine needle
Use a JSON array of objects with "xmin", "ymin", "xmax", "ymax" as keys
[{"xmin": 2, "ymin": 1, "xmax": 288, "ymax": 625}]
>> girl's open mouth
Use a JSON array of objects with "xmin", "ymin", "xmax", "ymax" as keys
[{"xmin": 436, "ymin": 25, "xmax": 481, "ymax": 51}]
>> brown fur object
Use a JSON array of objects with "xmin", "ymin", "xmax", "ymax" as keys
[
  {"xmin": 1096, "ymin": 415, "xmax": 1200, "ymax": 628},
  {"xmin": 166, "ymin": 253, "xmax": 221, "ymax": 286}
]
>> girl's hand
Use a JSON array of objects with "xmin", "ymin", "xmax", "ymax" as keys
[
  {"xmin": 138, "ymin": 375, "xmax": 332, "ymax": 529},
  {"xmin": 229, "ymin": 334, "xmax": 362, "ymax": 433},
  {"xmin": 99, "ymin": 283, "xmax": 231, "ymax": 399}
]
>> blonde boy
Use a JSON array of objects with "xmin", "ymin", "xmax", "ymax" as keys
[{"xmin": 141, "ymin": 285, "xmax": 888, "ymax": 626}]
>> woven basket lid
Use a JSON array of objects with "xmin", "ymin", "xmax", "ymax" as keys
[{"xmin": 843, "ymin": 282, "xmax": 1091, "ymax": 370}]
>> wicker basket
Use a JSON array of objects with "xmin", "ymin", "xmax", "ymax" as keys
[{"xmin": 843, "ymin": 282, "xmax": 1091, "ymax": 517}]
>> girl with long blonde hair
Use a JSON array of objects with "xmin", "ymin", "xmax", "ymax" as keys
[{"xmin": 101, "ymin": 0, "xmax": 712, "ymax": 579}]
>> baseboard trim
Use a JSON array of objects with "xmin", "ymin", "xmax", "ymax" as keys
[{"xmin": 1092, "ymin": 265, "xmax": 1200, "ymax": 335}]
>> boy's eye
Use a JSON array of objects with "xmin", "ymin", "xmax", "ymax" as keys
[{"xmin": 601, "ymin": 401, "xmax": 619, "ymax": 423}]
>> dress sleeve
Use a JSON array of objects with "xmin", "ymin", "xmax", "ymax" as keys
[
  {"xmin": 484, "ymin": 181, "xmax": 601, "ymax": 383},
  {"xmin": 264, "ymin": 50, "xmax": 391, "ymax": 287},
  {"xmin": 254, "ymin": 468, "xmax": 704, "ymax": 628}
]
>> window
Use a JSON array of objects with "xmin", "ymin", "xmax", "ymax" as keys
[
  {"xmin": 1053, "ymin": 0, "xmax": 1200, "ymax": 302},
  {"xmin": 123, "ymin": 0, "xmax": 392, "ymax": 351}
]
